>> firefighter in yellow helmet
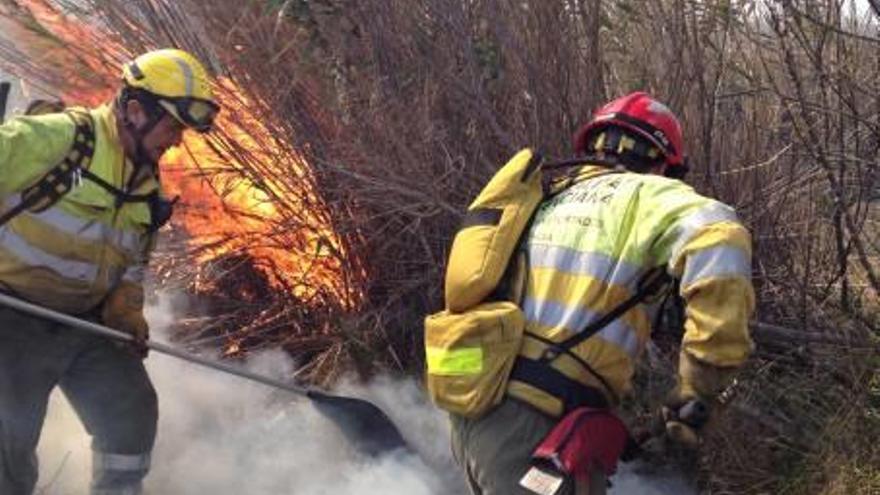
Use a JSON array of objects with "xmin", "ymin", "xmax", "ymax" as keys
[
  {"xmin": 0, "ymin": 48, "xmax": 218, "ymax": 495},
  {"xmin": 449, "ymin": 93, "xmax": 754, "ymax": 494}
]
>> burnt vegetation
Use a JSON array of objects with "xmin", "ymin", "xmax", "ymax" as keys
[{"xmin": 1, "ymin": 0, "xmax": 879, "ymax": 492}]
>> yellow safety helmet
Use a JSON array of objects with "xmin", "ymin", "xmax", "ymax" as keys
[{"xmin": 122, "ymin": 48, "xmax": 219, "ymax": 133}]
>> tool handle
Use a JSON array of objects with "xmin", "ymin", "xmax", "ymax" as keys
[{"xmin": 0, "ymin": 292, "xmax": 310, "ymax": 397}]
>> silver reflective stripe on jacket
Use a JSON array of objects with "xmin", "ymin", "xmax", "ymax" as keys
[
  {"xmin": 681, "ymin": 244, "xmax": 751, "ymax": 289},
  {"xmin": 3, "ymin": 196, "xmax": 143, "ymax": 255},
  {"xmin": 527, "ymin": 243, "xmax": 643, "ymax": 290},
  {"xmin": 522, "ymin": 297, "xmax": 641, "ymax": 358},
  {"xmin": 0, "ymin": 227, "xmax": 99, "ymax": 281},
  {"xmin": 668, "ymin": 203, "xmax": 739, "ymax": 263}
]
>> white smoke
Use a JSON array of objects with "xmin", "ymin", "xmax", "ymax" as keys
[
  {"xmin": 609, "ymin": 461, "xmax": 697, "ymax": 494},
  {"xmin": 36, "ymin": 295, "xmax": 464, "ymax": 494},
  {"xmin": 37, "ymin": 354, "xmax": 458, "ymax": 494},
  {"xmin": 35, "ymin": 294, "xmax": 695, "ymax": 495}
]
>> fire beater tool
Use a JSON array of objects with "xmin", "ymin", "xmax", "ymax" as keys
[{"xmin": 0, "ymin": 292, "xmax": 409, "ymax": 457}]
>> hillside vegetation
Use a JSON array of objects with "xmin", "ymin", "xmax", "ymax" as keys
[{"xmin": 1, "ymin": 1, "xmax": 878, "ymax": 492}]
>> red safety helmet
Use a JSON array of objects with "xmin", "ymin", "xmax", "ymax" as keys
[{"xmin": 574, "ymin": 92, "xmax": 686, "ymax": 171}]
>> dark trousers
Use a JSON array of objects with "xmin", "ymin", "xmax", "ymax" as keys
[
  {"xmin": 450, "ymin": 398, "xmax": 607, "ymax": 495},
  {"xmin": 0, "ymin": 307, "xmax": 157, "ymax": 495}
]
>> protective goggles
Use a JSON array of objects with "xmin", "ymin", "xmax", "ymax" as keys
[{"xmin": 157, "ymin": 96, "xmax": 220, "ymax": 133}]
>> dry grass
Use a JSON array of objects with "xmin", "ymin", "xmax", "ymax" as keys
[{"xmin": 1, "ymin": 0, "xmax": 879, "ymax": 492}]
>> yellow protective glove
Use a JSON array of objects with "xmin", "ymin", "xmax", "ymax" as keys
[
  {"xmin": 101, "ymin": 283, "xmax": 149, "ymax": 359},
  {"xmin": 662, "ymin": 351, "xmax": 738, "ymax": 448},
  {"xmin": 677, "ymin": 350, "xmax": 737, "ymax": 401},
  {"xmin": 661, "ymin": 398, "xmax": 710, "ymax": 448}
]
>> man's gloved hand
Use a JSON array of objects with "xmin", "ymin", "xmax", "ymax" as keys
[
  {"xmin": 661, "ymin": 397, "xmax": 710, "ymax": 448},
  {"xmin": 661, "ymin": 351, "xmax": 737, "ymax": 448},
  {"xmin": 102, "ymin": 283, "xmax": 149, "ymax": 359}
]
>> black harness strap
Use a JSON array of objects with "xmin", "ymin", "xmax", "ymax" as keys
[
  {"xmin": 506, "ymin": 165, "xmax": 672, "ymax": 412},
  {"xmin": 509, "ymin": 357, "xmax": 609, "ymax": 412},
  {"xmin": 539, "ymin": 267, "xmax": 672, "ymax": 363},
  {"xmin": 79, "ymin": 169, "xmax": 176, "ymax": 232},
  {"xmin": 511, "ymin": 268, "xmax": 671, "ymax": 414},
  {"xmin": 79, "ymin": 169, "xmax": 154, "ymax": 205},
  {"xmin": 0, "ymin": 110, "xmax": 95, "ymax": 226},
  {"xmin": 521, "ymin": 330, "xmax": 618, "ymax": 404},
  {"xmin": 0, "ymin": 109, "xmax": 172, "ymax": 232},
  {"xmin": 0, "ymin": 82, "xmax": 10, "ymax": 124}
]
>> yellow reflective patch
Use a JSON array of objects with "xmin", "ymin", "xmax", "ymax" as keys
[{"xmin": 426, "ymin": 346, "xmax": 483, "ymax": 376}]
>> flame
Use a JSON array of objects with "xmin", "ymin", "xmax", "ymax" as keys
[
  {"xmin": 223, "ymin": 341, "xmax": 242, "ymax": 357},
  {"xmin": 161, "ymin": 82, "xmax": 360, "ymax": 308},
  {"xmin": 1, "ymin": 0, "xmax": 121, "ymax": 104}
]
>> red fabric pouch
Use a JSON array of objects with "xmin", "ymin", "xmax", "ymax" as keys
[{"xmin": 531, "ymin": 407, "xmax": 629, "ymax": 479}]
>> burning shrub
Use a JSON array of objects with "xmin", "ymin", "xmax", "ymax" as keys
[{"xmin": 1, "ymin": 0, "xmax": 879, "ymax": 493}]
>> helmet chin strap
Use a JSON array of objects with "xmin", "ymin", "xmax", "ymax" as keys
[{"xmin": 117, "ymin": 92, "xmax": 165, "ymax": 193}]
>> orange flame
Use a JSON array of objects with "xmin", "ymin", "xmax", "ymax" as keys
[
  {"xmin": 2, "ymin": 0, "xmax": 121, "ymax": 104},
  {"xmin": 162, "ymin": 79, "xmax": 360, "ymax": 308}
]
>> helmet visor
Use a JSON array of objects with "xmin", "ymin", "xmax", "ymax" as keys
[{"xmin": 158, "ymin": 97, "xmax": 219, "ymax": 133}]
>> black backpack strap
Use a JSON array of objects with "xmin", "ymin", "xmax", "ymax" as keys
[
  {"xmin": 514, "ymin": 267, "xmax": 671, "ymax": 410},
  {"xmin": 509, "ymin": 355, "xmax": 611, "ymax": 410},
  {"xmin": 0, "ymin": 195, "xmax": 33, "ymax": 226},
  {"xmin": 78, "ymin": 168, "xmax": 154, "ymax": 205},
  {"xmin": 0, "ymin": 109, "xmax": 174, "ymax": 233},
  {"xmin": 539, "ymin": 267, "xmax": 672, "ymax": 364},
  {"xmin": 0, "ymin": 110, "xmax": 95, "ymax": 227},
  {"xmin": 76, "ymin": 170, "xmax": 176, "ymax": 231}
]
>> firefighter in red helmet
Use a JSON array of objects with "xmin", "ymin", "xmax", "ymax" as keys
[
  {"xmin": 449, "ymin": 92, "xmax": 754, "ymax": 494},
  {"xmin": 573, "ymin": 91, "xmax": 689, "ymax": 177}
]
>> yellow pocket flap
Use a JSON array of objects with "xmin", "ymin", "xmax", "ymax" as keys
[{"xmin": 424, "ymin": 301, "xmax": 525, "ymax": 417}]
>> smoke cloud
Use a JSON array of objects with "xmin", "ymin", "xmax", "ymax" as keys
[
  {"xmin": 36, "ymin": 295, "xmax": 462, "ymax": 494},
  {"xmin": 37, "ymin": 349, "xmax": 461, "ymax": 494},
  {"xmin": 35, "ymin": 294, "xmax": 694, "ymax": 494}
]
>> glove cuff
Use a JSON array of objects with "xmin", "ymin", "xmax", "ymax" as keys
[{"xmin": 677, "ymin": 351, "xmax": 737, "ymax": 402}]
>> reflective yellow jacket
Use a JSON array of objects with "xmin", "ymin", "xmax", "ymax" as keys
[
  {"xmin": 0, "ymin": 104, "xmax": 158, "ymax": 314},
  {"xmin": 507, "ymin": 166, "xmax": 755, "ymax": 417}
]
